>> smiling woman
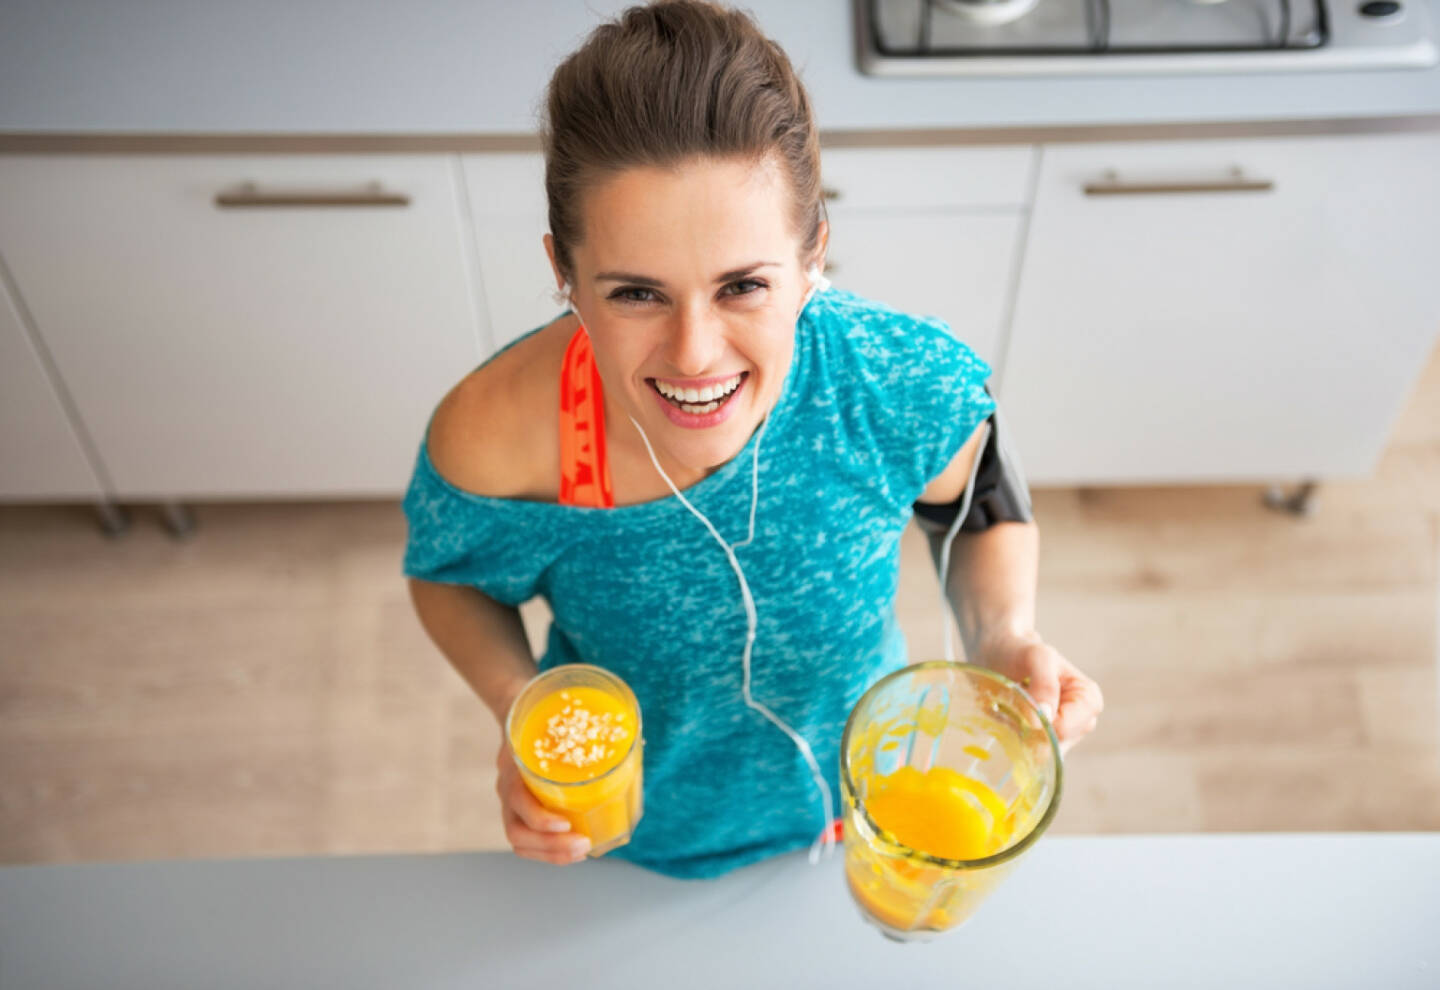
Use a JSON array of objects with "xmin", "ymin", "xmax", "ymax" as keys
[
  {"xmin": 551, "ymin": 157, "xmax": 814, "ymax": 484},
  {"xmin": 402, "ymin": 0, "xmax": 1102, "ymax": 881}
]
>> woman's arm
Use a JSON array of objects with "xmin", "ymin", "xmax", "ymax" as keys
[
  {"xmin": 917, "ymin": 426, "xmax": 1103, "ymax": 751},
  {"xmin": 933, "ymin": 519, "xmax": 1038, "ymax": 662},
  {"xmin": 407, "ymin": 578, "xmax": 536, "ymax": 723},
  {"xmin": 408, "ymin": 579, "xmax": 592, "ymax": 864}
]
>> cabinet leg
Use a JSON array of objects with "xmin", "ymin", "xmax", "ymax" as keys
[
  {"xmin": 95, "ymin": 501, "xmax": 131, "ymax": 538},
  {"xmin": 159, "ymin": 501, "xmax": 197, "ymax": 539},
  {"xmin": 1262, "ymin": 480, "xmax": 1320, "ymax": 518}
]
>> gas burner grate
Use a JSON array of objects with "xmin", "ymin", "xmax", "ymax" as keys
[{"xmin": 876, "ymin": 0, "xmax": 1329, "ymax": 56}]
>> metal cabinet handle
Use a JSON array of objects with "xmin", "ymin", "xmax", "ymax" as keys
[
  {"xmin": 1083, "ymin": 167, "xmax": 1275, "ymax": 197},
  {"xmin": 214, "ymin": 181, "xmax": 410, "ymax": 208}
]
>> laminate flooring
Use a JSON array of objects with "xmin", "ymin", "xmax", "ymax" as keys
[{"xmin": 3, "ymin": 346, "xmax": 1437, "ymax": 864}]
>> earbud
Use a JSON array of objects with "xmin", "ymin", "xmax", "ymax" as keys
[
  {"xmin": 798, "ymin": 264, "xmax": 830, "ymax": 315},
  {"xmin": 559, "ymin": 281, "xmax": 591, "ymax": 334}
]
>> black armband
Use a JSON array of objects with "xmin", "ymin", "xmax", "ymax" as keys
[{"xmin": 913, "ymin": 386, "xmax": 1034, "ymax": 533}]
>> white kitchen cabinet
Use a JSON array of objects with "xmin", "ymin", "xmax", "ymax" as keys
[
  {"xmin": 7, "ymin": 133, "xmax": 1428, "ymax": 504},
  {"xmin": 823, "ymin": 210, "xmax": 1021, "ymax": 371},
  {"xmin": 1001, "ymin": 133, "xmax": 1440, "ymax": 486},
  {"xmin": 460, "ymin": 146, "xmax": 1035, "ymax": 371},
  {"xmin": 812, "ymin": 146, "xmax": 1034, "ymax": 371},
  {"xmin": 0, "ymin": 155, "xmax": 484, "ymax": 498},
  {"xmin": 0, "ymin": 264, "xmax": 107, "ymax": 500},
  {"xmin": 461, "ymin": 153, "xmax": 562, "ymax": 352},
  {"xmin": 819, "ymin": 146, "xmax": 1032, "ymax": 211}
]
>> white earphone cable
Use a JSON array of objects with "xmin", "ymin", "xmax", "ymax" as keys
[
  {"xmin": 627, "ymin": 411, "xmax": 837, "ymax": 864},
  {"xmin": 937, "ymin": 421, "xmax": 992, "ymax": 665},
  {"xmin": 573, "ymin": 270, "xmax": 839, "ymax": 863}
]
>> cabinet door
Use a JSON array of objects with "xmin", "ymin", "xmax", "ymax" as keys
[
  {"xmin": 0, "ymin": 155, "xmax": 483, "ymax": 498},
  {"xmin": 0, "ymin": 266, "xmax": 105, "ymax": 500},
  {"xmin": 461, "ymin": 154, "xmax": 561, "ymax": 353},
  {"xmin": 1003, "ymin": 134, "xmax": 1440, "ymax": 485},
  {"xmin": 823, "ymin": 210, "xmax": 1021, "ymax": 371},
  {"xmin": 822, "ymin": 146, "xmax": 1033, "ymax": 373}
]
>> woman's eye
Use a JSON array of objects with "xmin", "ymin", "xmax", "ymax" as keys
[
  {"xmin": 724, "ymin": 279, "xmax": 767, "ymax": 297},
  {"xmin": 610, "ymin": 287, "xmax": 658, "ymax": 305}
]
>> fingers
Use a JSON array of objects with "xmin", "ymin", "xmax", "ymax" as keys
[
  {"xmin": 997, "ymin": 641, "xmax": 1103, "ymax": 752},
  {"xmin": 500, "ymin": 765, "xmax": 572, "ymax": 834},
  {"xmin": 495, "ymin": 746, "xmax": 590, "ymax": 865},
  {"xmin": 1015, "ymin": 644, "xmax": 1062, "ymax": 724},
  {"xmin": 504, "ymin": 807, "xmax": 592, "ymax": 865},
  {"xmin": 496, "ymin": 742, "xmax": 567, "ymax": 832},
  {"xmin": 1053, "ymin": 667, "xmax": 1104, "ymax": 752}
]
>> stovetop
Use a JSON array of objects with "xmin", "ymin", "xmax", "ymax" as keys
[{"xmin": 857, "ymin": 0, "xmax": 1438, "ymax": 74}]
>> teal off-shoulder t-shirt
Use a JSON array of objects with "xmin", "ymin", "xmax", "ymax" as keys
[{"xmin": 402, "ymin": 288, "xmax": 996, "ymax": 879}]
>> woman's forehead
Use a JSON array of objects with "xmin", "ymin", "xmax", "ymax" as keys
[{"xmin": 577, "ymin": 156, "xmax": 800, "ymax": 274}]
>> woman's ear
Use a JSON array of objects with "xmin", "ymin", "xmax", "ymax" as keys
[
  {"xmin": 543, "ymin": 233, "xmax": 565, "ymax": 292},
  {"xmin": 810, "ymin": 219, "xmax": 830, "ymax": 277},
  {"xmin": 544, "ymin": 233, "xmax": 575, "ymax": 306}
]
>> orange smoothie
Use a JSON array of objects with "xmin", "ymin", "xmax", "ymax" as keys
[
  {"xmin": 841, "ymin": 663, "xmax": 1063, "ymax": 940},
  {"xmin": 515, "ymin": 686, "xmax": 635, "ymax": 782},
  {"xmin": 846, "ymin": 765, "xmax": 1016, "ymax": 933},
  {"xmin": 865, "ymin": 765, "xmax": 1009, "ymax": 860},
  {"xmin": 509, "ymin": 675, "xmax": 643, "ymax": 856}
]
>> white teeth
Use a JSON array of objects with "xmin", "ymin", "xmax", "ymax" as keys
[{"xmin": 654, "ymin": 374, "xmax": 743, "ymax": 411}]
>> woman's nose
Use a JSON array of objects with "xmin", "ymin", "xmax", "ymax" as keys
[{"xmin": 664, "ymin": 303, "xmax": 725, "ymax": 376}]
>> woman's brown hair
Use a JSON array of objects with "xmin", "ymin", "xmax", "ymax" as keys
[{"xmin": 542, "ymin": 0, "xmax": 823, "ymax": 283}]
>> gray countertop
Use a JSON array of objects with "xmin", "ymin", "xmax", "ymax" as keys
[
  {"xmin": 2, "ymin": 834, "xmax": 1437, "ymax": 989},
  {"xmin": 3, "ymin": 0, "xmax": 1440, "ymax": 139}
]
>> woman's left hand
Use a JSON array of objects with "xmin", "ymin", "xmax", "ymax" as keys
[{"xmin": 975, "ymin": 632, "xmax": 1103, "ymax": 754}]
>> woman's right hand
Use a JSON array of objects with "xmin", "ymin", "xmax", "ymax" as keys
[{"xmin": 495, "ymin": 740, "xmax": 592, "ymax": 865}]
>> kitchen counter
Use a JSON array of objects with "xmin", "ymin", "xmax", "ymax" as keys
[
  {"xmin": 2, "ymin": 834, "xmax": 1437, "ymax": 988},
  {"xmin": 3, "ymin": 0, "xmax": 1440, "ymax": 143}
]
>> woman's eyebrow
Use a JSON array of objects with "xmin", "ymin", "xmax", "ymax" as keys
[
  {"xmin": 714, "ymin": 261, "xmax": 780, "ymax": 283},
  {"xmin": 595, "ymin": 271, "xmax": 663, "ymax": 287},
  {"xmin": 593, "ymin": 261, "xmax": 781, "ymax": 287}
]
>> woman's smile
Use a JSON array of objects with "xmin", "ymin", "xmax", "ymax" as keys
[{"xmin": 647, "ymin": 371, "xmax": 750, "ymax": 428}]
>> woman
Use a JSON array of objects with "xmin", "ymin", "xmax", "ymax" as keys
[{"xmin": 405, "ymin": 0, "xmax": 1102, "ymax": 880}]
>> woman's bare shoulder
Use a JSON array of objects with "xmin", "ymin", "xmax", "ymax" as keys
[{"xmin": 425, "ymin": 318, "xmax": 573, "ymax": 501}]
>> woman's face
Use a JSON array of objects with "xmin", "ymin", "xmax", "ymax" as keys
[{"xmin": 549, "ymin": 155, "xmax": 824, "ymax": 479}]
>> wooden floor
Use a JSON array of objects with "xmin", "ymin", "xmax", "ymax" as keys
[{"xmin": 3, "ymin": 346, "xmax": 1437, "ymax": 864}]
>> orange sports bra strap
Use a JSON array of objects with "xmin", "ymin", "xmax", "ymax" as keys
[{"xmin": 558, "ymin": 327, "xmax": 615, "ymax": 509}]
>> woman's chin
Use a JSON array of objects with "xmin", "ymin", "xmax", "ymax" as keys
[{"xmin": 646, "ymin": 417, "xmax": 755, "ymax": 477}]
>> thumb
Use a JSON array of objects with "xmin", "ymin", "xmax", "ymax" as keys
[{"xmin": 1017, "ymin": 646, "xmax": 1060, "ymax": 725}]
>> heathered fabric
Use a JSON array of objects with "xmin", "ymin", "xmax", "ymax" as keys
[{"xmin": 402, "ymin": 288, "xmax": 995, "ymax": 879}]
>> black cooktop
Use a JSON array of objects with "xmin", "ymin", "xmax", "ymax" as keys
[{"xmin": 868, "ymin": 0, "xmax": 1330, "ymax": 55}]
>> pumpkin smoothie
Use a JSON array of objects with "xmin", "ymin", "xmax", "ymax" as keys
[{"xmin": 507, "ymin": 666, "xmax": 643, "ymax": 856}]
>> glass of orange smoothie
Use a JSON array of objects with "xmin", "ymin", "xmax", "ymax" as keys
[
  {"xmin": 505, "ymin": 664, "xmax": 644, "ymax": 857},
  {"xmin": 840, "ymin": 661, "xmax": 1062, "ymax": 941}
]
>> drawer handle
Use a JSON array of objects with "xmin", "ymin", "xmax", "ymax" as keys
[
  {"xmin": 1083, "ymin": 167, "xmax": 1274, "ymax": 197},
  {"xmin": 821, "ymin": 186, "xmax": 842, "ymax": 201},
  {"xmin": 214, "ymin": 181, "xmax": 411, "ymax": 208}
]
